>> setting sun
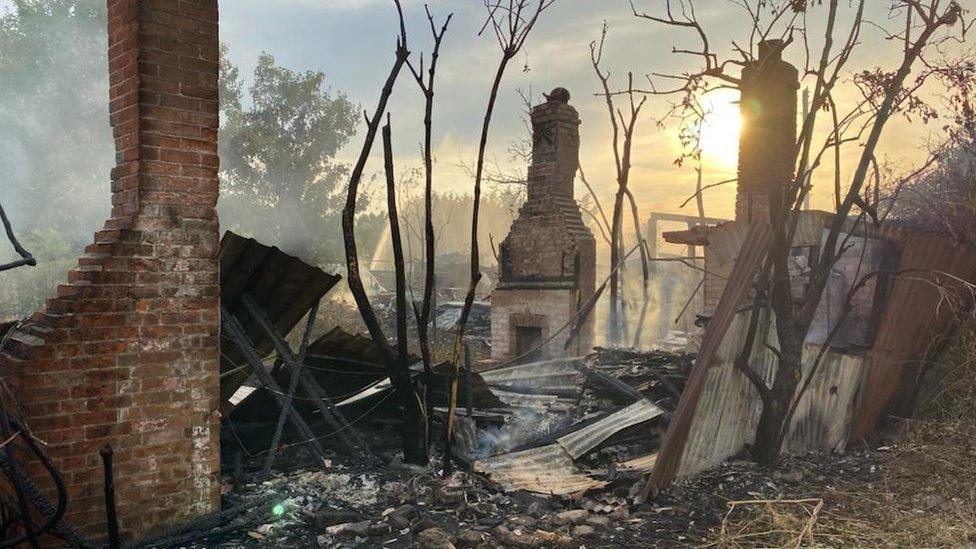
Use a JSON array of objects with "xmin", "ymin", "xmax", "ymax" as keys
[{"xmin": 698, "ymin": 89, "xmax": 742, "ymax": 169}]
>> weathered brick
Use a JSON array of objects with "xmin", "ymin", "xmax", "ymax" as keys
[
  {"xmin": 0, "ymin": 0, "xmax": 221, "ymax": 543},
  {"xmin": 491, "ymin": 91, "xmax": 597, "ymax": 361}
]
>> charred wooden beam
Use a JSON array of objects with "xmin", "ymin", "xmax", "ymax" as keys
[
  {"xmin": 241, "ymin": 294, "xmax": 372, "ymax": 456},
  {"xmin": 574, "ymin": 362, "xmax": 646, "ymax": 403},
  {"xmin": 261, "ymin": 299, "xmax": 320, "ymax": 479},
  {"xmin": 221, "ymin": 307, "xmax": 330, "ymax": 464}
]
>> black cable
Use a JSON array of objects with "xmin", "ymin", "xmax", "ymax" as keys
[
  {"xmin": 0, "ymin": 418, "xmax": 89, "ymax": 548},
  {"xmin": 0, "ymin": 412, "xmax": 40, "ymax": 548},
  {"xmin": 125, "ymin": 495, "xmax": 277, "ymax": 549}
]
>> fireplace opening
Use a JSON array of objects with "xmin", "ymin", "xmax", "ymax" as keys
[{"xmin": 515, "ymin": 326, "xmax": 544, "ymax": 364}]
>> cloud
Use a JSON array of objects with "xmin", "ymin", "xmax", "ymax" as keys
[{"xmin": 274, "ymin": 0, "xmax": 457, "ymax": 11}]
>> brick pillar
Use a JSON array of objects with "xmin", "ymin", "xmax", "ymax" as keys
[
  {"xmin": 492, "ymin": 89, "xmax": 597, "ymax": 362},
  {"xmin": 736, "ymin": 39, "xmax": 799, "ymax": 223},
  {"xmin": 0, "ymin": 0, "xmax": 221, "ymax": 541},
  {"xmin": 527, "ymin": 87, "xmax": 581, "ymax": 201}
]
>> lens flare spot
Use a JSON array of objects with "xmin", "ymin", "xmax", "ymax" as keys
[{"xmin": 698, "ymin": 90, "xmax": 743, "ymax": 169}]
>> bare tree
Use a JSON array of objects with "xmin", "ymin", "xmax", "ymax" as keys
[
  {"xmin": 444, "ymin": 0, "xmax": 557, "ymax": 473},
  {"xmin": 632, "ymin": 0, "xmax": 970, "ymax": 472},
  {"xmin": 407, "ymin": 5, "xmax": 453, "ymax": 449},
  {"xmin": 341, "ymin": 0, "xmax": 428, "ymax": 465},
  {"xmin": 590, "ymin": 22, "xmax": 650, "ymax": 344}
]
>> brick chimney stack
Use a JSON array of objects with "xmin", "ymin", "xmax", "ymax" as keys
[
  {"xmin": 0, "ymin": 0, "xmax": 221, "ymax": 541},
  {"xmin": 736, "ymin": 39, "xmax": 800, "ymax": 223},
  {"xmin": 490, "ymin": 88, "xmax": 596, "ymax": 363},
  {"xmin": 527, "ymin": 87, "xmax": 580, "ymax": 201}
]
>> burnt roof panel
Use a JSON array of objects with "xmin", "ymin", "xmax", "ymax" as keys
[{"xmin": 219, "ymin": 231, "xmax": 342, "ymax": 404}]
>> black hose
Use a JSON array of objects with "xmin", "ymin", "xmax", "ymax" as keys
[
  {"xmin": 0, "ymin": 418, "xmax": 90, "ymax": 548},
  {"xmin": 125, "ymin": 495, "xmax": 277, "ymax": 549}
]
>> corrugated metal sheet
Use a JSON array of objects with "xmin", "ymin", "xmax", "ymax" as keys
[
  {"xmin": 478, "ymin": 358, "xmax": 583, "ymax": 411},
  {"xmin": 853, "ymin": 232, "xmax": 976, "ymax": 439},
  {"xmin": 475, "ymin": 400, "xmax": 663, "ymax": 495},
  {"xmin": 651, "ymin": 213, "xmax": 976, "ymax": 483},
  {"xmin": 480, "ymin": 358, "xmax": 582, "ymax": 391},
  {"xmin": 620, "ymin": 453, "xmax": 657, "ymax": 472},
  {"xmin": 784, "ymin": 351, "xmax": 866, "ymax": 454},
  {"xmin": 648, "ymin": 222, "xmax": 771, "ymax": 490},
  {"xmin": 675, "ymin": 311, "xmax": 869, "ymax": 478},
  {"xmin": 488, "ymin": 390, "xmax": 577, "ymax": 413},
  {"xmin": 475, "ymin": 445, "xmax": 607, "ymax": 495},
  {"xmin": 219, "ymin": 231, "xmax": 342, "ymax": 404},
  {"xmin": 678, "ymin": 313, "xmax": 771, "ymax": 478},
  {"xmin": 707, "ymin": 221, "xmax": 754, "ymax": 265},
  {"xmin": 557, "ymin": 399, "xmax": 663, "ymax": 458}
]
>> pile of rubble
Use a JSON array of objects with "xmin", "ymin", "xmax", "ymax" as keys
[{"xmin": 156, "ymin": 442, "xmax": 885, "ymax": 548}]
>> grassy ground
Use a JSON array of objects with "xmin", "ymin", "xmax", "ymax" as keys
[{"xmin": 711, "ymin": 318, "xmax": 976, "ymax": 548}]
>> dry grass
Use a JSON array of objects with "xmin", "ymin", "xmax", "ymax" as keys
[
  {"xmin": 712, "ymin": 317, "xmax": 976, "ymax": 548},
  {"xmin": 713, "ymin": 499, "xmax": 823, "ymax": 548}
]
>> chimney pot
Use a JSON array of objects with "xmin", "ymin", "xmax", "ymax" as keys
[{"xmin": 758, "ymin": 39, "xmax": 785, "ymax": 62}]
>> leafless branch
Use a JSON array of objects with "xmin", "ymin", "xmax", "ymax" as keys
[
  {"xmin": 406, "ymin": 3, "xmax": 453, "ymax": 451},
  {"xmin": 445, "ymin": 0, "xmax": 557, "ymax": 473},
  {"xmin": 0, "ymin": 200, "xmax": 35, "ymax": 273}
]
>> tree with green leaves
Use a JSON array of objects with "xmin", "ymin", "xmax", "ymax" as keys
[
  {"xmin": 219, "ymin": 52, "xmax": 360, "ymax": 265},
  {"xmin": 0, "ymin": 0, "xmax": 112, "ymax": 240}
]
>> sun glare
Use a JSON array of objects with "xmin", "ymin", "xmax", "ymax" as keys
[{"xmin": 698, "ymin": 90, "xmax": 742, "ymax": 169}]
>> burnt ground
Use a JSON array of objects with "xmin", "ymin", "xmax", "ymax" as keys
[{"xmin": 136, "ymin": 427, "xmax": 886, "ymax": 548}]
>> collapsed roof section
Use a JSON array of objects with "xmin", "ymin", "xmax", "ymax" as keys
[{"xmin": 219, "ymin": 231, "xmax": 342, "ymax": 406}]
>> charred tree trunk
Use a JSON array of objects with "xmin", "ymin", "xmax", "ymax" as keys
[
  {"xmin": 409, "ymin": 9, "xmax": 452, "ymax": 452},
  {"xmin": 340, "ymin": 2, "xmax": 427, "ymax": 464},
  {"xmin": 751, "ymin": 342, "xmax": 803, "ymax": 466},
  {"xmin": 608, "ymin": 188, "xmax": 626, "ymax": 342},
  {"xmin": 446, "ymin": 0, "xmax": 556, "ymax": 473},
  {"xmin": 383, "ymin": 120, "xmax": 429, "ymax": 465}
]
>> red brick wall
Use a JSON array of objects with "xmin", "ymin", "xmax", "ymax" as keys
[
  {"xmin": 0, "ymin": 0, "xmax": 221, "ymax": 540},
  {"xmin": 492, "ymin": 94, "xmax": 597, "ymax": 362}
]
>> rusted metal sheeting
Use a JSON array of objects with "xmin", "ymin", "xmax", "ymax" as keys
[
  {"xmin": 219, "ymin": 231, "xmax": 341, "ymax": 404},
  {"xmin": 558, "ymin": 399, "xmax": 663, "ymax": 458},
  {"xmin": 475, "ymin": 445, "xmax": 608, "ymax": 495},
  {"xmin": 675, "ymin": 313, "xmax": 868, "ymax": 478},
  {"xmin": 476, "ymin": 400, "xmax": 664, "ymax": 495},
  {"xmin": 647, "ymin": 222, "xmax": 771, "ymax": 491},
  {"xmin": 852, "ymin": 232, "xmax": 976, "ymax": 439}
]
